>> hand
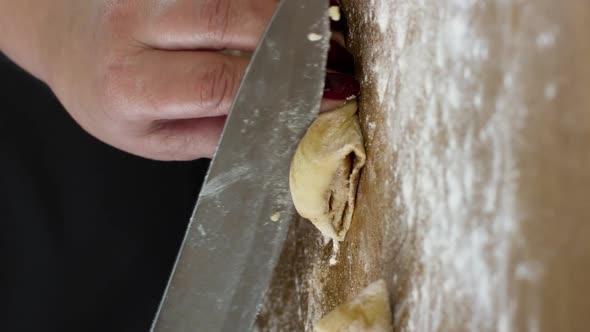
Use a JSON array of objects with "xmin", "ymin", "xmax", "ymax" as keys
[{"xmin": 1, "ymin": 0, "xmax": 359, "ymax": 161}]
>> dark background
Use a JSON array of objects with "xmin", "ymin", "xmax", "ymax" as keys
[{"xmin": 0, "ymin": 54, "xmax": 210, "ymax": 331}]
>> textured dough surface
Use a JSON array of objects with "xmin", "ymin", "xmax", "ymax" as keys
[
  {"xmin": 314, "ymin": 279, "xmax": 393, "ymax": 332},
  {"xmin": 289, "ymin": 99, "xmax": 366, "ymax": 241}
]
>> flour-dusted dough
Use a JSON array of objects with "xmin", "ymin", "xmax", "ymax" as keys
[
  {"xmin": 314, "ymin": 279, "xmax": 393, "ymax": 332},
  {"xmin": 289, "ymin": 99, "xmax": 366, "ymax": 241}
]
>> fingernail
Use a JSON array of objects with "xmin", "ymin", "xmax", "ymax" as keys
[
  {"xmin": 324, "ymin": 72, "xmax": 361, "ymax": 100},
  {"xmin": 327, "ymin": 40, "xmax": 355, "ymax": 74}
]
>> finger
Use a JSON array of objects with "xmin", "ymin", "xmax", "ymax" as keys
[
  {"xmin": 142, "ymin": 116, "xmax": 227, "ymax": 160},
  {"xmin": 142, "ymin": 73, "xmax": 362, "ymax": 159},
  {"xmin": 110, "ymin": 50, "xmax": 249, "ymax": 122},
  {"xmin": 141, "ymin": 0, "xmax": 278, "ymax": 51}
]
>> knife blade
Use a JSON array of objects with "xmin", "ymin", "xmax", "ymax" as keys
[{"xmin": 150, "ymin": 0, "xmax": 330, "ymax": 331}]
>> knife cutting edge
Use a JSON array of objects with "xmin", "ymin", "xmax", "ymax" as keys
[{"xmin": 150, "ymin": 0, "xmax": 330, "ymax": 331}]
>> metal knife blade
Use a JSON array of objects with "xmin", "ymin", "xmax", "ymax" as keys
[{"xmin": 150, "ymin": 0, "xmax": 329, "ymax": 331}]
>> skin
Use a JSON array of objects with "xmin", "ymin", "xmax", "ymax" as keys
[{"xmin": 0, "ymin": 0, "xmax": 355, "ymax": 161}]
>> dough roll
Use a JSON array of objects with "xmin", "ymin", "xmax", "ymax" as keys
[
  {"xmin": 314, "ymin": 279, "xmax": 393, "ymax": 332},
  {"xmin": 289, "ymin": 99, "xmax": 366, "ymax": 241}
]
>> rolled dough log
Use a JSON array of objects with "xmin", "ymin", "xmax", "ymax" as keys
[
  {"xmin": 289, "ymin": 99, "xmax": 366, "ymax": 241},
  {"xmin": 314, "ymin": 279, "xmax": 393, "ymax": 332}
]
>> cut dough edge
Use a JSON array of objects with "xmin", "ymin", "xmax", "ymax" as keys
[
  {"xmin": 314, "ymin": 279, "xmax": 393, "ymax": 332},
  {"xmin": 289, "ymin": 99, "xmax": 366, "ymax": 241}
]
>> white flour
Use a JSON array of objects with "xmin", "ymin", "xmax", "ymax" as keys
[{"xmin": 360, "ymin": 0, "xmax": 548, "ymax": 330}]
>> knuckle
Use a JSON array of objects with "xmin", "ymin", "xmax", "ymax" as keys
[
  {"xmin": 100, "ymin": 62, "xmax": 130, "ymax": 116},
  {"xmin": 195, "ymin": 61, "xmax": 236, "ymax": 113},
  {"xmin": 100, "ymin": 60, "xmax": 141, "ymax": 121},
  {"xmin": 199, "ymin": 0, "xmax": 232, "ymax": 41},
  {"xmin": 146, "ymin": 126, "xmax": 199, "ymax": 161},
  {"xmin": 102, "ymin": 0, "xmax": 137, "ymax": 26},
  {"xmin": 101, "ymin": 1, "xmax": 143, "ymax": 47}
]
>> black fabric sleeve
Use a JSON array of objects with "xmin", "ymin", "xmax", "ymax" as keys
[{"xmin": 0, "ymin": 53, "xmax": 210, "ymax": 332}]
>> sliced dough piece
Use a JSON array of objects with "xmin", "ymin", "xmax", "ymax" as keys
[
  {"xmin": 314, "ymin": 279, "xmax": 393, "ymax": 332},
  {"xmin": 289, "ymin": 99, "xmax": 366, "ymax": 241}
]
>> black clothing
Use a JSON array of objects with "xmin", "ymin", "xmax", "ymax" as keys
[{"xmin": 0, "ymin": 54, "xmax": 209, "ymax": 331}]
